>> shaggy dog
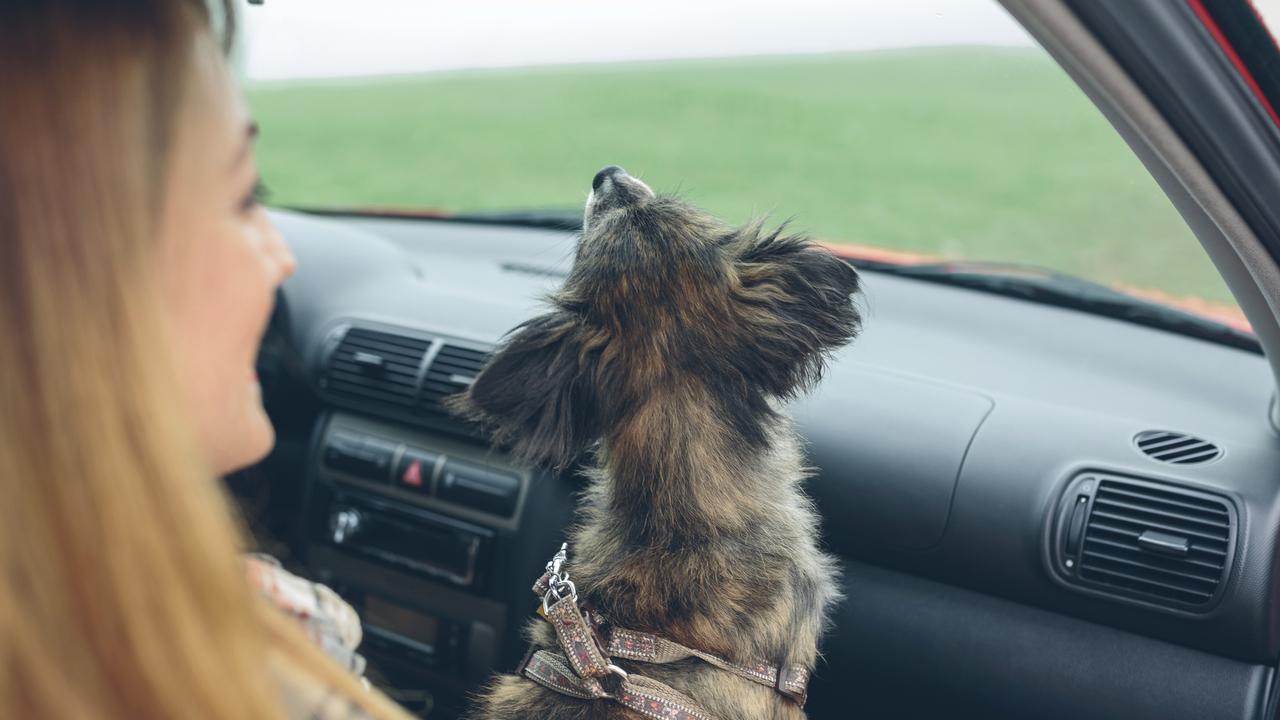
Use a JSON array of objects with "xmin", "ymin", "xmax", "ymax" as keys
[{"xmin": 454, "ymin": 165, "xmax": 861, "ymax": 719}]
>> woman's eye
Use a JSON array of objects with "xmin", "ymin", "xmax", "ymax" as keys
[{"xmin": 241, "ymin": 177, "xmax": 270, "ymax": 212}]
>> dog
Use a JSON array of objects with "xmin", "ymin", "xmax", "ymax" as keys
[{"xmin": 453, "ymin": 165, "xmax": 861, "ymax": 719}]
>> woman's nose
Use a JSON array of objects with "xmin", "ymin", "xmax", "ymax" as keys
[{"xmin": 264, "ymin": 221, "xmax": 296, "ymax": 282}]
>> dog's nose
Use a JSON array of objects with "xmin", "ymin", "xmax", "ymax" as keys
[{"xmin": 592, "ymin": 165, "xmax": 627, "ymax": 191}]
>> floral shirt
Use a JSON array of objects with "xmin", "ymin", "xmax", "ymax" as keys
[{"xmin": 246, "ymin": 554, "xmax": 376, "ymax": 719}]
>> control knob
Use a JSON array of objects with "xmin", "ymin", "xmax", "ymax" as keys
[{"xmin": 330, "ymin": 508, "xmax": 363, "ymax": 545}]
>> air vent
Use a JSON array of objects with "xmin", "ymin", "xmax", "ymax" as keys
[
  {"xmin": 323, "ymin": 327, "xmax": 430, "ymax": 408},
  {"xmin": 1134, "ymin": 430, "xmax": 1222, "ymax": 465},
  {"xmin": 418, "ymin": 343, "xmax": 491, "ymax": 418},
  {"xmin": 1067, "ymin": 477, "xmax": 1233, "ymax": 610},
  {"xmin": 500, "ymin": 261, "xmax": 568, "ymax": 279},
  {"xmin": 319, "ymin": 326, "xmax": 493, "ymax": 435}
]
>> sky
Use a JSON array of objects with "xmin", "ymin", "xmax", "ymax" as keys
[
  {"xmin": 241, "ymin": 1, "xmax": 1280, "ymax": 82},
  {"xmin": 240, "ymin": 0, "xmax": 1037, "ymax": 81}
]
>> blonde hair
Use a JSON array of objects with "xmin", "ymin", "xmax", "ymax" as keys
[{"xmin": 0, "ymin": 2, "xmax": 410, "ymax": 717}]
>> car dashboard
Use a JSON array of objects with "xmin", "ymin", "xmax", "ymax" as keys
[{"xmin": 243, "ymin": 208, "xmax": 1280, "ymax": 719}]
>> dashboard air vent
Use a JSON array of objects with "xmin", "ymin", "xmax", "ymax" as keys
[
  {"xmin": 418, "ymin": 343, "xmax": 492, "ymax": 418},
  {"xmin": 500, "ymin": 261, "xmax": 568, "ymax": 279},
  {"xmin": 323, "ymin": 327, "xmax": 429, "ymax": 408},
  {"xmin": 1134, "ymin": 430, "xmax": 1222, "ymax": 465},
  {"xmin": 1074, "ymin": 477, "xmax": 1233, "ymax": 610}
]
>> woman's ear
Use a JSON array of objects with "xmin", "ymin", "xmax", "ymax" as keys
[
  {"xmin": 732, "ymin": 227, "xmax": 863, "ymax": 398},
  {"xmin": 448, "ymin": 311, "xmax": 599, "ymax": 471}
]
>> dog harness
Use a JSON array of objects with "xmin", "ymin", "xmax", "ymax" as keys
[{"xmin": 517, "ymin": 544, "xmax": 812, "ymax": 719}]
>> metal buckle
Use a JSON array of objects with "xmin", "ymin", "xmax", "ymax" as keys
[
  {"xmin": 595, "ymin": 662, "xmax": 629, "ymax": 699},
  {"xmin": 774, "ymin": 665, "xmax": 808, "ymax": 706},
  {"xmin": 541, "ymin": 577, "xmax": 577, "ymax": 614}
]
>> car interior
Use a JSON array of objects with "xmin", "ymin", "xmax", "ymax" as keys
[{"xmin": 230, "ymin": 1, "xmax": 1280, "ymax": 718}]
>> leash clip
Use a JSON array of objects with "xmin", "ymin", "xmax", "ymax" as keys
[
  {"xmin": 547, "ymin": 542, "xmax": 568, "ymax": 577},
  {"xmin": 541, "ymin": 543, "xmax": 578, "ymax": 614},
  {"xmin": 542, "ymin": 578, "xmax": 578, "ymax": 614}
]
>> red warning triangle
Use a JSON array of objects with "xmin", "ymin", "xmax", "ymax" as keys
[{"xmin": 401, "ymin": 460, "xmax": 423, "ymax": 487}]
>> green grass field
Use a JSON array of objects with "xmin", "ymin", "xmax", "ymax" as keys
[{"xmin": 248, "ymin": 47, "xmax": 1236, "ymax": 305}]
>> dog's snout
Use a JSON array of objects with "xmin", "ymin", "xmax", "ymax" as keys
[
  {"xmin": 585, "ymin": 165, "xmax": 653, "ymax": 225},
  {"xmin": 592, "ymin": 165, "xmax": 627, "ymax": 191}
]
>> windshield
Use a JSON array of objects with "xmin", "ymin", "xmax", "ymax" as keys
[{"xmin": 241, "ymin": 0, "xmax": 1242, "ymax": 325}]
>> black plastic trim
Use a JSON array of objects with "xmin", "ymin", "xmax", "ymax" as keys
[
  {"xmin": 1197, "ymin": 1, "xmax": 1280, "ymax": 123},
  {"xmin": 809, "ymin": 559, "xmax": 1274, "ymax": 720},
  {"xmin": 1066, "ymin": 0, "xmax": 1280, "ymax": 263}
]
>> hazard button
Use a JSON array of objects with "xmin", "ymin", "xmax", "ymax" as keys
[
  {"xmin": 402, "ymin": 460, "xmax": 424, "ymax": 487},
  {"xmin": 394, "ymin": 449, "xmax": 439, "ymax": 494}
]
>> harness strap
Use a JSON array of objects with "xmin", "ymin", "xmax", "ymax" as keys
[
  {"xmin": 607, "ymin": 627, "xmax": 810, "ymax": 705},
  {"xmin": 521, "ymin": 648, "xmax": 608, "ymax": 700},
  {"xmin": 544, "ymin": 594, "xmax": 611, "ymax": 678},
  {"xmin": 525, "ymin": 544, "xmax": 812, "ymax": 715},
  {"xmin": 532, "ymin": 572, "xmax": 551, "ymax": 597},
  {"xmin": 521, "ymin": 649, "xmax": 715, "ymax": 720}
]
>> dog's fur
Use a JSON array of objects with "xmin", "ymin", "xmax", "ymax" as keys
[{"xmin": 453, "ymin": 167, "xmax": 861, "ymax": 719}]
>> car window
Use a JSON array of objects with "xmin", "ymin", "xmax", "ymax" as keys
[{"xmin": 242, "ymin": 0, "xmax": 1241, "ymax": 321}]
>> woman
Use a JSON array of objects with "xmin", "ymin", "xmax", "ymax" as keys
[{"xmin": 0, "ymin": 1, "xmax": 411, "ymax": 717}]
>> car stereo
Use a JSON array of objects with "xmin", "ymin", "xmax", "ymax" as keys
[{"xmin": 301, "ymin": 412, "xmax": 528, "ymax": 716}]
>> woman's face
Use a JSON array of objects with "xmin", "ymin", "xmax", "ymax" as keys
[{"xmin": 158, "ymin": 36, "xmax": 295, "ymax": 475}]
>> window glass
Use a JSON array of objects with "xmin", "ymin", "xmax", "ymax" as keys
[{"xmin": 243, "ymin": 0, "xmax": 1240, "ymax": 316}]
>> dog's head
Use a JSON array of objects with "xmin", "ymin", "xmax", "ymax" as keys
[{"xmin": 452, "ymin": 166, "xmax": 862, "ymax": 470}]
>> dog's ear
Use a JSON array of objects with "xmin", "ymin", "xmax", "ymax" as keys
[
  {"xmin": 732, "ymin": 226, "xmax": 862, "ymax": 397},
  {"xmin": 448, "ymin": 311, "xmax": 599, "ymax": 471}
]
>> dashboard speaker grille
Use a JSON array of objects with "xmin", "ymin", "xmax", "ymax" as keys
[
  {"xmin": 1134, "ymin": 430, "xmax": 1222, "ymax": 464},
  {"xmin": 419, "ymin": 343, "xmax": 492, "ymax": 418},
  {"xmin": 1076, "ymin": 478, "xmax": 1232, "ymax": 609},
  {"xmin": 324, "ymin": 327, "xmax": 430, "ymax": 407}
]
